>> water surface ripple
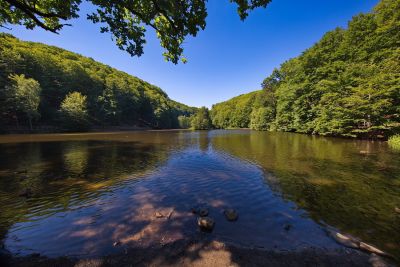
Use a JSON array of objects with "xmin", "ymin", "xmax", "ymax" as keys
[{"xmin": 0, "ymin": 130, "xmax": 399, "ymax": 259}]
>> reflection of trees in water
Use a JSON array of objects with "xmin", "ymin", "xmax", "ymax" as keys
[
  {"xmin": 0, "ymin": 139, "xmax": 184, "ymax": 242},
  {"xmin": 63, "ymin": 142, "xmax": 89, "ymax": 176},
  {"xmin": 198, "ymin": 131, "xmax": 210, "ymax": 152},
  {"xmin": 211, "ymin": 130, "xmax": 400, "ymax": 259}
]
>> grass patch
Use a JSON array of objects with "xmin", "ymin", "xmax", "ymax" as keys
[{"xmin": 388, "ymin": 135, "xmax": 400, "ymax": 150}]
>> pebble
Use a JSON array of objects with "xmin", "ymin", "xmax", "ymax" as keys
[
  {"xmin": 224, "ymin": 209, "xmax": 238, "ymax": 221},
  {"xmin": 198, "ymin": 217, "xmax": 215, "ymax": 231}
]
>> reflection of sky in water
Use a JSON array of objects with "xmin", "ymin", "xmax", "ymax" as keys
[
  {"xmin": 0, "ymin": 130, "xmax": 399, "ymax": 259},
  {"xmin": 5, "ymin": 148, "xmax": 339, "ymax": 257}
]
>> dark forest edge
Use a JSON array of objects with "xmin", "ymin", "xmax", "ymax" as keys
[{"xmin": 211, "ymin": 0, "xmax": 400, "ymax": 140}]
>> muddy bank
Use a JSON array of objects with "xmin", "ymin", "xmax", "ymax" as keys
[{"xmin": 3, "ymin": 239, "xmax": 384, "ymax": 267}]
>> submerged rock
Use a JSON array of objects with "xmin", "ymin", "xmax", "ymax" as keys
[
  {"xmin": 190, "ymin": 205, "xmax": 208, "ymax": 217},
  {"xmin": 198, "ymin": 208, "xmax": 209, "ymax": 217},
  {"xmin": 284, "ymin": 224, "xmax": 292, "ymax": 231},
  {"xmin": 191, "ymin": 207, "xmax": 209, "ymax": 217},
  {"xmin": 395, "ymin": 207, "xmax": 400, "ymax": 214},
  {"xmin": 224, "ymin": 209, "xmax": 238, "ymax": 221},
  {"xmin": 198, "ymin": 217, "xmax": 215, "ymax": 231}
]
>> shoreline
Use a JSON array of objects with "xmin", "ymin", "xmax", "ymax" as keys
[
  {"xmin": 2, "ymin": 238, "xmax": 384, "ymax": 267},
  {"xmin": 0, "ymin": 127, "xmax": 393, "ymax": 141}
]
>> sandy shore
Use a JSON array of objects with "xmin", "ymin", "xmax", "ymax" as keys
[{"xmin": 3, "ymin": 238, "xmax": 389, "ymax": 267}]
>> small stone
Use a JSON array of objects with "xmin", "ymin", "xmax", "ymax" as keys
[
  {"xmin": 198, "ymin": 217, "xmax": 215, "ymax": 231},
  {"xmin": 224, "ymin": 209, "xmax": 238, "ymax": 221},
  {"xmin": 360, "ymin": 242, "xmax": 387, "ymax": 256},
  {"xmin": 113, "ymin": 241, "xmax": 121, "ymax": 247},
  {"xmin": 395, "ymin": 207, "xmax": 400, "ymax": 214},
  {"xmin": 198, "ymin": 208, "xmax": 209, "ymax": 217}
]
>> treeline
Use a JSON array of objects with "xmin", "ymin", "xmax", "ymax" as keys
[
  {"xmin": 211, "ymin": 0, "xmax": 400, "ymax": 138},
  {"xmin": 178, "ymin": 106, "xmax": 213, "ymax": 130},
  {"xmin": 0, "ymin": 34, "xmax": 196, "ymax": 132}
]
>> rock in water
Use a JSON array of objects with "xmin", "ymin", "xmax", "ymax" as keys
[
  {"xmin": 360, "ymin": 242, "xmax": 387, "ymax": 256},
  {"xmin": 284, "ymin": 224, "xmax": 292, "ymax": 231},
  {"xmin": 328, "ymin": 230, "xmax": 359, "ymax": 249},
  {"xmin": 395, "ymin": 207, "xmax": 400, "ymax": 214},
  {"xmin": 198, "ymin": 217, "xmax": 215, "ymax": 231},
  {"xmin": 198, "ymin": 208, "xmax": 209, "ymax": 217},
  {"xmin": 224, "ymin": 209, "xmax": 238, "ymax": 221}
]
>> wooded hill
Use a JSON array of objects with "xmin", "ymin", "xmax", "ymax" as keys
[
  {"xmin": 211, "ymin": 0, "xmax": 400, "ymax": 138},
  {"xmin": 0, "ymin": 34, "xmax": 196, "ymax": 132}
]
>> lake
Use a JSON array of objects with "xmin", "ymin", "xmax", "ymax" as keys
[{"xmin": 0, "ymin": 130, "xmax": 399, "ymax": 260}]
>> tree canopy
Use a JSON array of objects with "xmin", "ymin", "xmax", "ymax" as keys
[
  {"xmin": 60, "ymin": 91, "xmax": 89, "ymax": 131},
  {"xmin": 6, "ymin": 73, "xmax": 41, "ymax": 130},
  {"xmin": 191, "ymin": 106, "xmax": 212, "ymax": 130},
  {"xmin": 0, "ymin": 33, "xmax": 196, "ymax": 132},
  {"xmin": 0, "ymin": 0, "xmax": 271, "ymax": 63},
  {"xmin": 211, "ymin": 0, "xmax": 400, "ymax": 138}
]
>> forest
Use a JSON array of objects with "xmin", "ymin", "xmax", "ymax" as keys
[
  {"xmin": 211, "ymin": 0, "xmax": 400, "ymax": 138},
  {"xmin": 0, "ymin": 34, "xmax": 197, "ymax": 132},
  {"xmin": 0, "ymin": 0, "xmax": 399, "ymax": 137}
]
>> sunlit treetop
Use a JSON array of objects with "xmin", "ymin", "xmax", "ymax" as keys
[{"xmin": 0, "ymin": 0, "xmax": 272, "ymax": 63}]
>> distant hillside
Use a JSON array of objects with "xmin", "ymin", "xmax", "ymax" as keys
[
  {"xmin": 211, "ymin": 0, "xmax": 399, "ymax": 138},
  {"xmin": 0, "ymin": 34, "xmax": 196, "ymax": 132}
]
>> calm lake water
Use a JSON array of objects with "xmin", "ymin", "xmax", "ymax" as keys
[{"xmin": 0, "ymin": 130, "xmax": 399, "ymax": 259}]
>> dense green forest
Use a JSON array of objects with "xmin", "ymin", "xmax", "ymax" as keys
[
  {"xmin": 0, "ymin": 34, "xmax": 197, "ymax": 132},
  {"xmin": 211, "ymin": 0, "xmax": 400, "ymax": 138}
]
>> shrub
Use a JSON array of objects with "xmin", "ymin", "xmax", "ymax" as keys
[{"xmin": 388, "ymin": 135, "xmax": 400, "ymax": 150}]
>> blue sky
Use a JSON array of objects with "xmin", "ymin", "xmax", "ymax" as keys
[{"xmin": 3, "ymin": 0, "xmax": 378, "ymax": 108}]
